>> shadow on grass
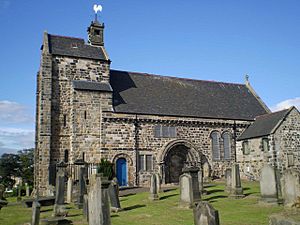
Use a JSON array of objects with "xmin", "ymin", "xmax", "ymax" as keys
[
  {"xmin": 207, "ymin": 189, "xmax": 224, "ymax": 195},
  {"xmin": 67, "ymin": 213, "xmax": 81, "ymax": 218},
  {"xmin": 40, "ymin": 208, "xmax": 53, "ymax": 212},
  {"xmin": 160, "ymin": 193, "xmax": 179, "ymax": 200},
  {"xmin": 205, "ymin": 195, "xmax": 227, "ymax": 202},
  {"xmin": 123, "ymin": 204, "xmax": 146, "ymax": 211},
  {"xmin": 111, "ymin": 214, "xmax": 120, "ymax": 218},
  {"xmin": 120, "ymin": 193, "xmax": 136, "ymax": 197},
  {"xmin": 162, "ymin": 188, "xmax": 177, "ymax": 193}
]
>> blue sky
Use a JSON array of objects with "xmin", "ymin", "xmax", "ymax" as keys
[{"xmin": 0, "ymin": 0, "xmax": 299, "ymax": 155}]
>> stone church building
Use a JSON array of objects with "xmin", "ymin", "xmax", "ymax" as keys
[{"xmin": 34, "ymin": 18, "xmax": 299, "ymax": 195}]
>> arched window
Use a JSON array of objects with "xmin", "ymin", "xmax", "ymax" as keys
[
  {"xmin": 211, "ymin": 131, "xmax": 220, "ymax": 161},
  {"xmin": 222, "ymin": 132, "xmax": 231, "ymax": 160}
]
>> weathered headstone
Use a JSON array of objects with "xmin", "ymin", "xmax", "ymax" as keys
[
  {"xmin": 25, "ymin": 183, "xmax": 30, "ymax": 197},
  {"xmin": 17, "ymin": 183, "xmax": 22, "ymax": 202},
  {"xmin": 155, "ymin": 173, "xmax": 161, "ymax": 193},
  {"xmin": 53, "ymin": 162, "xmax": 67, "ymax": 217},
  {"xmin": 108, "ymin": 180, "xmax": 122, "ymax": 211},
  {"xmin": 260, "ymin": 164, "xmax": 279, "ymax": 204},
  {"xmin": 281, "ymin": 169, "xmax": 300, "ymax": 207},
  {"xmin": 198, "ymin": 169, "xmax": 207, "ymax": 195},
  {"xmin": 149, "ymin": 173, "xmax": 159, "ymax": 201},
  {"xmin": 180, "ymin": 173, "xmax": 193, "ymax": 208},
  {"xmin": 184, "ymin": 166, "xmax": 201, "ymax": 203},
  {"xmin": 225, "ymin": 168, "xmax": 232, "ymax": 193},
  {"xmin": 66, "ymin": 177, "xmax": 73, "ymax": 203},
  {"xmin": 88, "ymin": 174, "xmax": 111, "ymax": 225},
  {"xmin": 112, "ymin": 177, "xmax": 119, "ymax": 196},
  {"xmin": 229, "ymin": 164, "xmax": 244, "ymax": 198},
  {"xmin": 77, "ymin": 167, "xmax": 87, "ymax": 209},
  {"xmin": 0, "ymin": 184, "xmax": 5, "ymax": 200},
  {"xmin": 203, "ymin": 162, "xmax": 210, "ymax": 183},
  {"xmin": 83, "ymin": 194, "xmax": 89, "ymax": 222},
  {"xmin": 31, "ymin": 200, "xmax": 41, "ymax": 225},
  {"xmin": 193, "ymin": 201, "xmax": 220, "ymax": 225}
]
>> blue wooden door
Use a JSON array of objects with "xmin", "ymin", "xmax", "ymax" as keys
[{"xmin": 116, "ymin": 158, "xmax": 127, "ymax": 186}]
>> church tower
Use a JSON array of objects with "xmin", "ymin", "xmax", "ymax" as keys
[{"xmin": 87, "ymin": 20, "xmax": 105, "ymax": 46}]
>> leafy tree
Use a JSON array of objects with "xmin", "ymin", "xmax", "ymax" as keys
[
  {"xmin": 17, "ymin": 149, "xmax": 34, "ymax": 186},
  {"xmin": 0, "ymin": 153, "xmax": 20, "ymax": 188}
]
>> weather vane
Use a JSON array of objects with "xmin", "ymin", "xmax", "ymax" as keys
[{"xmin": 93, "ymin": 4, "xmax": 103, "ymax": 22}]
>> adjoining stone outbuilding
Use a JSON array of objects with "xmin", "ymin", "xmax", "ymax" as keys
[
  {"xmin": 35, "ymin": 16, "xmax": 293, "ymax": 196},
  {"xmin": 237, "ymin": 106, "xmax": 300, "ymax": 180}
]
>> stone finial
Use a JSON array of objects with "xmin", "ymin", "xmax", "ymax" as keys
[{"xmin": 245, "ymin": 74, "xmax": 250, "ymax": 85}]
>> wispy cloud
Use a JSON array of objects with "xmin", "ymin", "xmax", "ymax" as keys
[
  {"xmin": 0, "ymin": 100, "xmax": 34, "ymax": 124},
  {"xmin": 271, "ymin": 97, "xmax": 300, "ymax": 112},
  {"xmin": 0, "ymin": 127, "xmax": 34, "ymax": 155}
]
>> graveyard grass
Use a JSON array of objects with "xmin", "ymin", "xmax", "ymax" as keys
[{"xmin": 0, "ymin": 181, "xmax": 288, "ymax": 225}]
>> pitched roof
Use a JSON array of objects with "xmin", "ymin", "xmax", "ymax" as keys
[
  {"xmin": 47, "ymin": 34, "xmax": 107, "ymax": 60},
  {"xmin": 110, "ymin": 70, "xmax": 268, "ymax": 120},
  {"xmin": 237, "ymin": 108, "xmax": 292, "ymax": 140}
]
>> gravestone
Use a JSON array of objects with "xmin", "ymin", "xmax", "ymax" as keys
[
  {"xmin": 225, "ymin": 168, "xmax": 232, "ymax": 193},
  {"xmin": 193, "ymin": 201, "xmax": 220, "ymax": 225},
  {"xmin": 25, "ymin": 183, "xmax": 30, "ymax": 197},
  {"xmin": 229, "ymin": 164, "xmax": 244, "ymax": 198},
  {"xmin": 83, "ymin": 194, "xmax": 89, "ymax": 222},
  {"xmin": 198, "ymin": 169, "xmax": 207, "ymax": 195},
  {"xmin": 260, "ymin": 164, "xmax": 279, "ymax": 204},
  {"xmin": 149, "ymin": 173, "xmax": 159, "ymax": 201},
  {"xmin": 281, "ymin": 169, "xmax": 300, "ymax": 207},
  {"xmin": 66, "ymin": 177, "xmax": 73, "ymax": 203},
  {"xmin": 17, "ymin": 183, "xmax": 22, "ymax": 202},
  {"xmin": 53, "ymin": 162, "xmax": 67, "ymax": 217},
  {"xmin": 155, "ymin": 173, "xmax": 161, "ymax": 193},
  {"xmin": 203, "ymin": 162, "xmax": 210, "ymax": 183},
  {"xmin": 0, "ymin": 184, "xmax": 5, "ymax": 200},
  {"xmin": 31, "ymin": 200, "xmax": 41, "ymax": 225},
  {"xmin": 184, "ymin": 166, "xmax": 201, "ymax": 203},
  {"xmin": 112, "ymin": 177, "xmax": 119, "ymax": 196},
  {"xmin": 180, "ymin": 173, "xmax": 193, "ymax": 208},
  {"xmin": 108, "ymin": 180, "xmax": 122, "ymax": 211},
  {"xmin": 88, "ymin": 174, "xmax": 111, "ymax": 225},
  {"xmin": 77, "ymin": 167, "xmax": 87, "ymax": 209}
]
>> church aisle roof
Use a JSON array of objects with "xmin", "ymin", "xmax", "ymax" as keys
[
  {"xmin": 237, "ymin": 108, "xmax": 292, "ymax": 140},
  {"xmin": 110, "ymin": 70, "xmax": 268, "ymax": 120},
  {"xmin": 47, "ymin": 34, "xmax": 107, "ymax": 60}
]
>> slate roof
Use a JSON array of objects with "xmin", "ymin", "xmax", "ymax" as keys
[
  {"xmin": 47, "ymin": 34, "xmax": 107, "ymax": 60},
  {"xmin": 73, "ymin": 80, "xmax": 112, "ymax": 92},
  {"xmin": 110, "ymin": 70, "xmax": 269, "ymax": 120},
  {"xmin": 237, "ymin": 108, "xmax": 292, "ymax": 140}
]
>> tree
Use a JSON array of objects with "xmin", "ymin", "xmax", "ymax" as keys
[
  {"xmin": 17, "ymin": 149, "xmax": 34, "ymax": 186},
  {"xmin": 0, "ymin": 153, "xmax": 20, "ymax": 188}
]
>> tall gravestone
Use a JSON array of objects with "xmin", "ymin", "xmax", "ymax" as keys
[
  {"xmin": 179, "ymin": 167, "xmax": 201, "ymax": 208},
  {"xmin": 193, "ymin": 201, "xmax": 220, "ymax": 225},
  {"xmin": 229, "ymin": 164, "xmax": 244, "ymax": 198},
  {"xmin": 25, "ymin": 183, "xmax": 30, "ymax": 197},
  {"xmin": 198, "ymin": 168, "xmax": 207, "ymax": 195},
  {"xmin": 155, "ymin": 173, "xmax": 161, "ymax": 193},
  {"xmin": 281, "ymin": 169, "xmax": 300, "ymax": 207},
  {"xmin": 31, "ymin": 200, "xmax": 41, "ymax": 225},
  {"xmin": 77, "ymin": 166, "xmax": 87, "ymax": 209},
  {"xmin": 66, "ymin": 177, "xmax": 73, "ymax": 203},
  {"xmin": 83, "ymin": 194, "xmax": 89, "ymax": 222},
  {"xmin": 149, "ymin": 173, "xmax": 159, "ymax": 201},
  {"xmin": 53, "ymin": 162, "xmax": 67, "ymax": 217},
  {"xmin": 225, "ymin": 168, "xmax": 232, "ymax": 193},
  {"xmin": 108, "ymin": 179, "xmax": 122, "ymax": 211},
  {"xmin": 260, "ymin": 164, "xmax": 279, "ymax": 204},
  {"xmin": 88, "ymin": 174, "xmax": 111, "ymax": 225}
]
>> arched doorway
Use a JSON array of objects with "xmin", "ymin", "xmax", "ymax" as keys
[
  {"xmin": 165, "ymin": 145, "xmax": 189, "ymax": 183},
  {"xmin": 116, "ymin": 158, "xmax": 127, "ymax": 186}
]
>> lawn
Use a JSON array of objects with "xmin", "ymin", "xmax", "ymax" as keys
[{"xmin": 0, "ymin": 181, "xmax": 285, "ymax": 225}]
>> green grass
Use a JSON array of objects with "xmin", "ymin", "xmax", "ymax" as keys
[{"xmin": 0, "ymin": 181, "xmax": 287, "ymax": 225}]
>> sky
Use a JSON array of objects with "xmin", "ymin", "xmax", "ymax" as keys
[{"xmin": 0, "ymin": 0, "xmax": 299, "ymax": 155}]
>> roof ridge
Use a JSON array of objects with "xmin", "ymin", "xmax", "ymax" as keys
[
  {"xmin": 255, "ymin": 108, "xmax": 290, "ymax": 119},
  {"xmin": 48, "ymin": 34, "xmax": 84, "ymax": 41},
  {"xmin": 110, "ymin": 69, "xmax": 245, "ymax": 86}
]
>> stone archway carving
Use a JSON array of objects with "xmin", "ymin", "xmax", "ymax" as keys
[
  {"xmin": 112, "ymin": 153, "xmax": 133, "ymax": 166},
  {"xmin": 157, "ymin": 139, "xmax": 202, "ymax": 184}
]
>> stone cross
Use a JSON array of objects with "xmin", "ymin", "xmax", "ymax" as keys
[
  {"xmin": 31, "ymin": 200, "xmax": 41, "ymax": 225},
  {"xmin": 193, "ymin": 201, "xmax": 220, "ymax": 225},
  {"xmin": 88, "ymin": 174, "xmax": 111, "ymax": 225},
  {"xmin": 66, "ymin": 177, "xmax": 73, "ymax": 203},
  {"xmin": 149, "ymin": 173, "xmax": 159, "ymax": 201},
  {"xmin": 281, "ymin": 169, "xmax": 300, "ymax": 207},
  {"xmin": 259, "ymin": 164, "xmax": 279, "ymax": 204},
  {"xmin": 108, "ymin": 179, "xmax": 122, "ymax": 211},
  {"xmin": 229, "ymin": 164, "xmax": 244, "ymax": 198},
  {"xmin": 225, "ymin": 168, "xmax": 232, "ymax": 193},
  {"xmin": 53, "ymin": 162, "xmax": 67, "ymax": 217}
]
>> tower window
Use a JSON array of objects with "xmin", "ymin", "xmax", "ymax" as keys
[
  {"xmin": 64, "ymin": 150, "xmax": 69, "ymax": 163},
  {"xmin": 84, "ymin": 111, "xmax": 87, "ymax": 120},
  {"xmin": 63, "ymin": 115, "xmax": 67, "ymax": 127},
  {"xmin": 94, "ymin": 30, "xmax": 100, "ymax": 35}
]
